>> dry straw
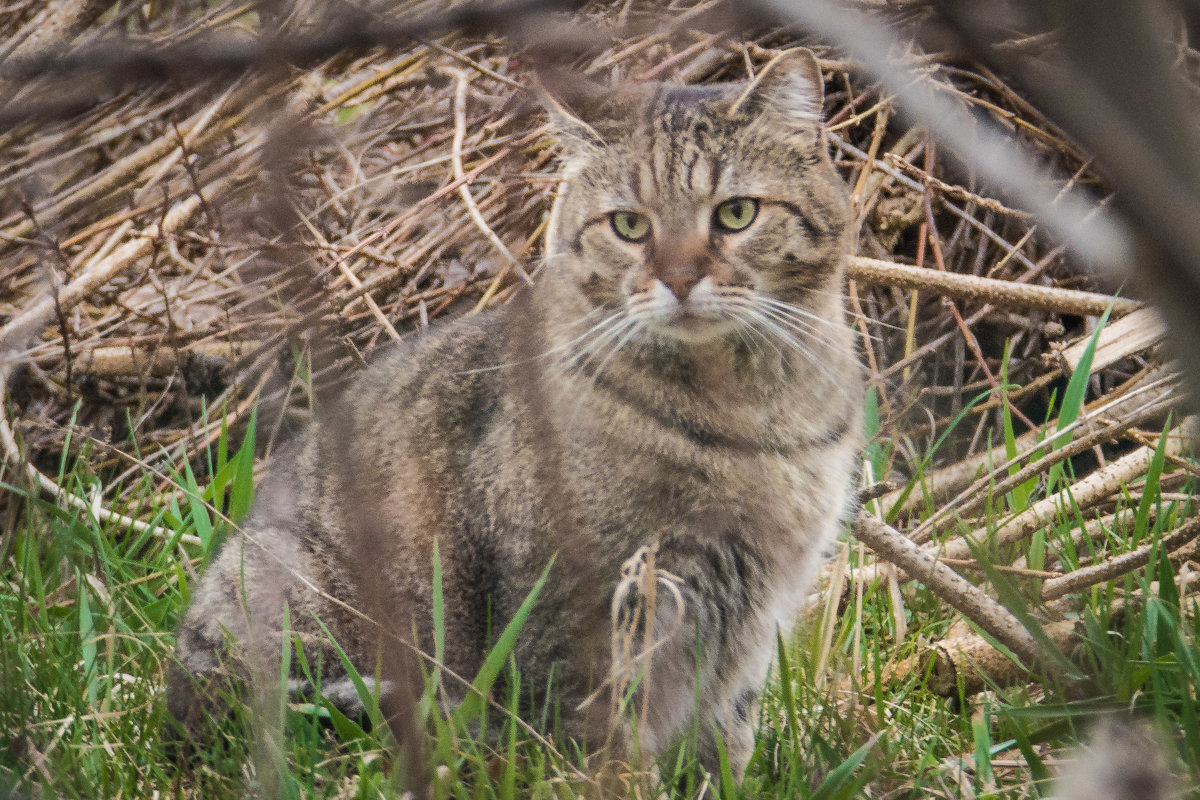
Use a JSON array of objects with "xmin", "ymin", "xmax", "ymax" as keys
[{"xmin": 1, "ymin": 0, "xmax": 1196, "ymax": 722}]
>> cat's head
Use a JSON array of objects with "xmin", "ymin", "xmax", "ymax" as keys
[{"xmin": 540, "ymin": 49, "xmax": 851, "ymax": 348}]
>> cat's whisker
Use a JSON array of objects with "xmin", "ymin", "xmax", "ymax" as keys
[
  {"xmin": 711, "ymin": 296, "xmax": 823, "ymax": 353},
  {"xmin": 751, "ymin": 303, "xmax": 844, "ymax": 351},
  {"xmin": 741, "ymin": 316, "xmax": 787, "ymax": 362},
  {"xmin": 551, "ymin": 313, "xmax": 640, "ymax": 380},
  {"xmin": 757, "ymin": 298, "xmax": 885, "ymax": 344},
  {"xmin": 750, "ymin": 290, "xmax": 903, "ymax": 336},
  {"xmin": 740, "ymin": 309, "xmax": 816, "ymax": 358},
  {"xmin": 562, "ymin": 312, "xmax": 651, "ymax": 426},
  {"xmin": 754, "ymin": 295, "xmax": 854, "ymax": 332},
  {"xmin": 569, "ymin": 312, "xmax": 640, "ymax": 360},
  {"xmin": 774, "ymin": 285, "xmax": 851, "ymax": 302},
  {"xmin": 740, "ymin": 309, "xmax": 844, "ymax": 383},
  {"xmin": 545, "ymin": 326, "xmax": 629, "ymax": 383},
  {"xmin": 732, "ymin": 288, "xmax": 898, "ymax": 337},
  {"xmin": 754, "ymin": 293, "xmax": 840, "ymax": 320},
  {"xmin": 720, "ymin": 310, "xmax": 777, "ymax": 363},
  {"xmin": 582, "ymin": 311, "xmax": 651, "ymax": 380},
  {"xmin": 757, "ymin": 299, "xmax": 848, "ymax": 341},
  {"xmin": 848, "ymin": 316, "xmax": 904, "ymax": 334},
  {"xmin": 457, "ymin": 308, "xmax": 618, "ymax": 376},
  {"xmin": 762, "ymin": 297, "xmax": 896, "ymax": 340},
  {"xmin": 553, "ymin": 310, "xmax": 630, "ymax": 357}
]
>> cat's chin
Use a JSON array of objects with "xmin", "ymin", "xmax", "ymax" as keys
[
  {"xmin": 644, "ymin": 312, "xmax": 739, "ymax": 345},
  {"xmin": 629, "ymin": 278, "xmax": 743, "ymax": 345}
]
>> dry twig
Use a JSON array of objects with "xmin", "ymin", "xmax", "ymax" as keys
[{"xmin": 853, "ymin": 511, "xmax": 1065, "ymax": 679}]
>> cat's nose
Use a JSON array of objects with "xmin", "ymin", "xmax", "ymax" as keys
[{"xmin": 659, "ymin": 273, "xmax": 701, "ymax": 301}]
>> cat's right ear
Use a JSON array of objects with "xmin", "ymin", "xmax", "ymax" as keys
[
  {"xmin": 535, "ymin": 69, "xmax": 607, "ymax": 154},
  {"xmin": 731, "ymin": 48, "xmax": 825, "ymax": 124}
]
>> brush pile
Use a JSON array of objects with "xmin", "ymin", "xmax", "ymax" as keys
[{"xmin": 1, "ymin": 0, "xmax": 1195, "ymax": 696}]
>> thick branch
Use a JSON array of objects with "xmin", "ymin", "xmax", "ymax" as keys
[
  {"xmin": 852, "ymin": 511, "xmax": 1060, "ymax": 677},
  {"xmin": 1041, "ymin": 516, "xmax": 1200, "ymax": 601},
  {"xmin": 847, "ymin": 256, "xmax": 1141, "ymax": 318}
]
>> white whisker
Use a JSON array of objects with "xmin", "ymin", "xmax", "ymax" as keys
[
  {"xmin": 754, "ymin": 295, "xmax": 850, "ymax": 331},
  {"xmin": 718, "ymin": 309, "xmax": 778, "ymax": 363},
  {"xmin": 752, "ymin": 303, "xmax": 844, "ymax": 350},
  {"xmin": 739, "ymin": 308, "xmax": 843, "ymax": 383},
  {"xmin": 750, "ymin": 288, "xmax": 900, "ymax": 336},
  {"xmin": 586, "ymin": 314, "xmax": 647, "ymax": 379},
  {"xmin": 551, "ymin": 313, "xmax": 640, "ymax": 380},
  {"xmin": 561, "ymin": 311, "xmax": 651, "ymax": 426},
  {"xmin": 455, "ymin": 308, "xmax": 618, "ymax": 376}
]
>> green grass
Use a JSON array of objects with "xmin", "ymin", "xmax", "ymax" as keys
[{"xmin": 2, "ymin": 391, "xmax": 1198, "ymax": 798}]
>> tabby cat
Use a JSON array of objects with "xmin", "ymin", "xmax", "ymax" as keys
[{"xmin": 168, "ymin": 48, "xmax": 862, "ymax": 779}]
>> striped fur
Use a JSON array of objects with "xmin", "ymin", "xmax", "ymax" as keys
[{"xmin": 169, "ymin": 48, "xmax": 862, "ymax": 778}]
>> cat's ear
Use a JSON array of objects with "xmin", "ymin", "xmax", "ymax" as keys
[
  {"xmin": 731, "ymin": 48, "xmax": 825, "ymax": 124},
  {"xmin": 535, "ymin": 69, "xmax": 608, "ymax": 154}
]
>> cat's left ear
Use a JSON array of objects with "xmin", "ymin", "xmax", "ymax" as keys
[
  {"xmin": 535, "ymin": 69, "xmax": 608, "ymax": 155},
  {"xmin": 731, "ymin": 48, "xmax": 825, "ymax": 126}
]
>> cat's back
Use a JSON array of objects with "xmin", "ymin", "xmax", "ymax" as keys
[
  {"xmin": 344, "ymin": 305, "xmax": 514, "ymax": 435},
  {"xmin": 171, "ymin": 306, "xmax": 522, "ymax": 712},
  {"xmin": 248, "ymin": 306, "xmax": 515, "ymax": 527}
]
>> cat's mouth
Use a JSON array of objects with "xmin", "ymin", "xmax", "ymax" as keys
[
  {"xmin": 670, "ymin": 308, "xmax": 718, "ymax": 326},
  {"xmin": 650, "ymin": 304, "xmax": 738, "ymax": 342},
  {"xmin": 628, "ymin": 277, "xmax": 742, "ymax": 343}
]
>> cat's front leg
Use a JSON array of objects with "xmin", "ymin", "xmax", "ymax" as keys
[
  {"xmin": 613, "ymin": 560, "xmax": 741, "ymax": 777},
  {"xmin": 627, "ymin": 592, "xmax": 759, "ymax": 781},
  {"xmin": 630, "ymin": 528, "xmax": 769, "ymax": 779},
  {"xmin": 628, "ymin": 594, "xmax": 704, "ymax": 762},
  {"xmin": 702, "ymin": 686, "xmax": 759, "ymax": 778}
]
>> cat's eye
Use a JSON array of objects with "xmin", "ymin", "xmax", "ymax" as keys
[
  {"xmin": 713, "ymin": 198, "xmax": 759, "ymax": 232},
  {"xmin": 610, "ymin": 211, "xmax": 651, "ymax": 242}
]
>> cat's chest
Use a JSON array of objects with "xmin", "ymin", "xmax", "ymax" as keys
[
  {"xmin": 564, "ymin": 384, "xmax": 784, "ymax": 467},
  {"xmin": 579, "ymin": 397, "xmax": 833, "ymax": 488},
  {"xmin": 540, "ymin": 363, "xmax": 855, "ymax": 531},
  {"xmin": 576, "ymin": 431, "xmax": 830, "ymax": 523}
]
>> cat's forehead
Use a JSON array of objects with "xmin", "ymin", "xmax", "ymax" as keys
[
  {"xmin": 552, "ymin": 70, "xmax": 829, "ymax": 212},
  {"xmin": 633, "ymin": 83, "xmax": 741, "ymax": 138},
  {"xmin": 587, "ymin": 84, "xmax": 783, "ymax": 204}
]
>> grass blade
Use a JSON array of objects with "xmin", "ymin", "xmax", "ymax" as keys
[
  {"xmin": 1053, "ymin": 304, "xmax": 1112, "ymax": 452},
  {"xmin": 452, "ymin": 557, "xmax": 554, "ymax": 729},
  {"xmin": 807, "ymin": 732, "xmax": 884, "ymax": 800},
  {"xmin": 1134, "ymin": 419, "xmax": 1172, "ymax": 545}
]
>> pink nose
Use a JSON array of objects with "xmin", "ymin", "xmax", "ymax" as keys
[{"xmin": 660, "ymin": 273, "xmax": 700, "ymax": 300}]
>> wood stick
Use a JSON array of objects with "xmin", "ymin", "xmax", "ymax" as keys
[
  {"xmin": 68, "ymin": 340, "xmax": 251, "ymax": 379},
  {"xmin": 0, "ymin": 175, "xmax": 236, "ymax": 363},
  {"xmin": 886, "ymin": 618, "xmax": 1079, "ymax": 696},
  {"xmin": 0, "ymin": 180, "xmax": 232, "ymax": 546},
  {"xmin": 0, "ymin": 370, "xmax": 200, "ymax": 547},
  {"xmin": 932, "ymin": 417, "xmax": 1194, "ymax": 564},
  {"xmin": 882, "ymin": 368, "xmax": 1179, "ymax": 515},
  {"xmin": 0, "ymin": 0, "xmax": 112, "ymax": 65},
  {"xmin": 1041, "ymin": 516, "xmax": 1200, "ymax": 600},
  {"xmin": 852, "ymin": 511, "xmax": 1060, "ymax": 677},
  {"xmin": 846, "ymin": 255, "xmax": 1141, "ymax": 317},
  {"xmin": 442, "ymin": 68, "xmax": 532, "ymax": 308},
  {"xmin": 908, "ymin": 381, "xmax": 1177, "ymax": 543},
  {"xmin": 1059, "ymin": 306, "xmax": 1167, "ymax": 373}
]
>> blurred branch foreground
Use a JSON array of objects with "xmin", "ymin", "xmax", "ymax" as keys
[{"xmin": 2, "ymin": 0, "xmax": 1200, "ymax": 792}]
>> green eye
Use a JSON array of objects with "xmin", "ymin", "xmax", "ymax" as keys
[
  {"xmin": 714, "ymin": 198, "xmax": 759, "ymax": 232},
  {"xmin": 610, "ymin": 211, "xmax": 651, "ymax": 242}
]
